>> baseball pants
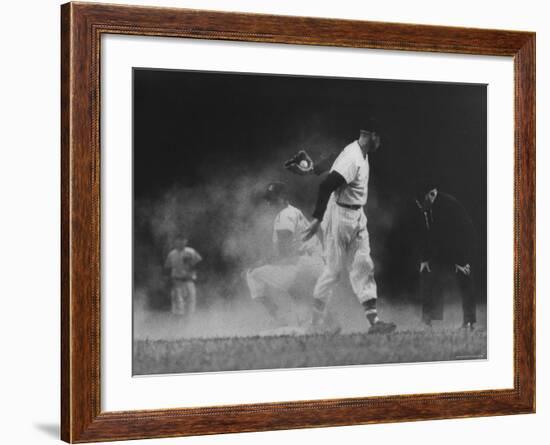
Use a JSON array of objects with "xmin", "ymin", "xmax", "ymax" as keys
[
  {"xmin": 246, "ymin": 255, "xmax": 324, "ymax": 300},
  {"xmin": 313, "ymin": 200, "xmax": 377, "ymax": 309},
  {"xmin": 170, "ymin": 279, "xmax": 196, "ymax": 316}
]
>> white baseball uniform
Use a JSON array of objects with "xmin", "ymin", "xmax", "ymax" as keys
[
  {"xmin": 164, "ymin": 247, "xmax": 202, "ymax": 315},
  {"xmin": 246, "ymin": 204, "xmax": 323, "ymax": 301},
  {"xmin": 313, "ymin": 140, "xmax": 378, "ymax": 312}
]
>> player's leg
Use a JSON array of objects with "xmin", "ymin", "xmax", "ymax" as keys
[
  {"xmin": 246, "ymin": 266, "xmax": 267, "ymax": 300},
  {"xmin": 348, "ymin": 224, "xmax": 396, "ymax": 334},
  {"xmin": 287, "ymin": 255, "xmax": 325, "ymax": 325},
  {"xmin": 307, "ymin": 200, "xmax": 346, "ymax": 332},
  {"xmin": 288, "ymin": 255, "xmax": 324, "ymax": 299},
  {"xmin": 170, "ymin": 282, "xmax": 178, "ymax": 314},
  {"xmin": 348, "ymin": 226, "xmax": 378, "ymax": 323},
  {"xmin": 246, "ymin": 266, "xmax": 275, "ymax": 318},
  {"xmin": 246, "ymin": 265, "xmax": 294, "ymax": 322},
  {"xmin": 171, "ymin": 281, "xmax": 186, "ymax": 316},
  {"xmin": 186, "ymin": 281, "xmax": 197, "ymax": 316},
  {"xmin": 311, "ymin": 230, "xmax": 344, "ymax": 328}
]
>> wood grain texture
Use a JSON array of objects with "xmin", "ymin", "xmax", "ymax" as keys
[
  {"xmin": 60, "ymin": 2, "xmax": 536, "ymax": 442},
  {"xmin": 60, "ymin": 4, "xmax": 71, "ymax": 441}
]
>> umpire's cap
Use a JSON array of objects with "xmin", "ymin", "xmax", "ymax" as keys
[
  {"xmin": 414, "ymin": 178, "xmax": 438, "ymax": 200},
  {"xmin": 264, "ymin": 181, "xmax": 288, "ymax": 202}
]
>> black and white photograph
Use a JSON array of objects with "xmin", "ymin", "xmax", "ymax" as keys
[
  {"xmin": 132, "ymin": 68, "xmax": 487, "ymax": 375},
  {"xmin": 1, "ymin": 0, "xmax": 544, "ymax": 442}
]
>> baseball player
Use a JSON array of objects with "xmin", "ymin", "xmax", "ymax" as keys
[
  {"xmin": 246, "ymin": 182, "xmax": 326, "ymax": 326},
  {"xmin": 164, "ymin": 236, "xmax": 202, "ymax": 317},
  {"xmin": 287, "ymin": 120, "xmax": 396, "ymax": 334}
]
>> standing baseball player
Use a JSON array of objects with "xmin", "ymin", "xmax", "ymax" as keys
[
  {"xmin": 246, "ymin": 182, "xmax": 326, "ymax": 326},
  {"xmin": 164, "ymin": 236, "xmax": 202, "ymax": 317},
  {"xmin": 288, "ymin": 120, "xmax": 396, "ymax": 334}
]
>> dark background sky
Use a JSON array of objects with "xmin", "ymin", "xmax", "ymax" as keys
[{"xmin": 133, "ymin": 68, "xmax": 487, "ymax": 305}]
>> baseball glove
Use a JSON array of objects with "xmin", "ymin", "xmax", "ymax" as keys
[{"xmin": 284, "ymin": 150, "xmax": 314, "ymax": 176}]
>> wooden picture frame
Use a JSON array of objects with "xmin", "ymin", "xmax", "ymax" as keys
[{"xmin": 61, "ymin": 2, "xmax": 535, "ymax": 442}]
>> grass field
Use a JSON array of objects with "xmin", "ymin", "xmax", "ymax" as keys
[
  {"xmin": 133, "ymin": 328, "xmax": 487, "ymax": 375},
  {"xmin": 133, "ymin": 287, "xmax": 487, "ymax": 375}
]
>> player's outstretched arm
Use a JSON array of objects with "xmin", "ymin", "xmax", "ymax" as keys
[
  {"xmin": 284, "ymin": 151, "xmax": 340, "ymax": 176},
  {"xmin": 284, "ymin": 150, "xmax": 314, "ymax": 175}
]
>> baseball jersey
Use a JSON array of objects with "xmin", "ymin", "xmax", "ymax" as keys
[
  {"xmin": 330, "ymin": 140, "xmax": 370, "ymax": 206},
  {"xmin": 164, "ymin": 247, "xmax": 202, "ymax": 279},
  {"xmin": 272, "ymin": 205, "xmax": 322, "ymax": 257}
]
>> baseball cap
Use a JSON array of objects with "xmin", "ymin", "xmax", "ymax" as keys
[
  {"xmin": 360, "ymin": 118, "xmax": 381, "ymax": 134},
  {"xmin": 263, "ymin": 181, "xmax": 287, "ymax": 202}
]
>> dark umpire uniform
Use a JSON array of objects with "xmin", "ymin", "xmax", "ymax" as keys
[{"xmin": 414, "ymin": 190, "xmax": 477, "ymax": 327}]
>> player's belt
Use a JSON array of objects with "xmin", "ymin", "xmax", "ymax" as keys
[{"xmin": 336, "ymin": 202, "xmax": 361, "ymax": 210}]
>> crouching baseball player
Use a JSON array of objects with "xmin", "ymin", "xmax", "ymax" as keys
[
  {"xmin": 164, "ymin": 236, "xmax": 202, "ymax": 317},
  {"xmin": 246, "ymin": 182, "xmax": 325, "ymax": 326},
  {"xmin": 286, "ymin": 120, "xmax": 396, "ymax": 335}
]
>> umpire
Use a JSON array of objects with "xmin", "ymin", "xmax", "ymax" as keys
[{"xmin": 413, "ymin": 182, "xmax": 478, "ymax": 329}]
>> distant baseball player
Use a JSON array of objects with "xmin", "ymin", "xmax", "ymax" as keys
[
  {"xmin": 246, "ymin": 182, "xmax": 325, "ymax": 326},
  {"xmin": 413, "ymin": 182, "xmax": 478, "ymax": 329},
  {"xmin": 286, "ymin": 120, "xmax": 396, "ymax": 334},
  {"xmin": 164, "ymin": 236, "xmax": 202, "ymax": 317}
]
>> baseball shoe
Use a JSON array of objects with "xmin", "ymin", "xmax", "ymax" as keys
[{"xmin": 368, "ymin": 320, "xmax": 397, "ymax": 335}]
